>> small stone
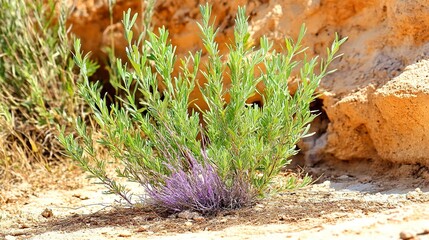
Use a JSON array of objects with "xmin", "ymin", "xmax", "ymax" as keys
[
  {"xmin": 406, "ymin": 189, "xmax": 422, "ymax": 201},
  {"xmin": 338, "ymin": 175, "xmax": 350, "ymax": 180},
  {"xmin": 359, "ymin": 176, "xmax": 371, "ymax": 183},
  {"xmin": 118, "ymin": 232, "xmax": 132, "ymax": 237},
  {"xmin": 19, "ymin": 223, "xmax": 30, "ymax": 229},
  {"xmin": 321, "ymin": 181, "xmax": 331, "ymax": 188},
  {"xmin": 184, "ymin": 221, "xmax": 193, "ymax": 227},
  {"xmin": 41, "ymin": 208, "xmax": 53, "ymax": 218},
  {"xmin": 254, "ymin": 204, "xmax": 265, "ymax": 211},
  {"xmin": 134, "ymin": 226, "xmax": 149, "ymax": 233},
  {"xmin": 5, "ymin": 198, "xmax": 18, "ymax": 204},
  {"xmin": 5, "ymin": 235, "xmax": 16, "ymax": 240},
  {"xmin": 399, "ymin": 231, "xmax": 415, "ymax": 240},
  {"xmin": 178, "ymin": 210, "xmax": 200, "ymax": 220},
  {"xmin": 72, "ymin": 193, "xmax": 89, "ymax": 200},
  {"xmin": 178, "ymin": 210, "xmax": 191, "ymax": 219},
  {"xmin": 193, "ymin": 216, "xmax": 205, "ymax": 222}
]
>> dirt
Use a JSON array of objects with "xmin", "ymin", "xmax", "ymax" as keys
[{"xmin": 1, "ymin": 162, "xmax": 429, "ymax": 240}]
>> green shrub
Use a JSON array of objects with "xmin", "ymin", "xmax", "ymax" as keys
[
  {"xmin": 60, "ymin": 4, "xmax": 346, "ymax": 213},
  {"xmin": 0, "ymin": 0, "xmax": 87, "ymax": 182}
]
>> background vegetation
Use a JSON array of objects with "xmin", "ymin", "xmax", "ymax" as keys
[{"xmin": 0, "ymin": 0, "xmax": 85, "ymax": 189}]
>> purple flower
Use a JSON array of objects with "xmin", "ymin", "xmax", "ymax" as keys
[{"xmin": 146, "ymin": 147, "xmax": 251, "ymax": 214}]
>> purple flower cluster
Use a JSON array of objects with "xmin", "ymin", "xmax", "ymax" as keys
[{"xmin": 146, "ymin": 148, "xmax": 251, "ymax": 214}]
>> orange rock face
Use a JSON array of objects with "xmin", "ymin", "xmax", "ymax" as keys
[{"xmin": 67, "ymin": 0, "xmax": 429, "ymax": 165}]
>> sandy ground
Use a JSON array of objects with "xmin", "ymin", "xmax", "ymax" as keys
[{"xmin": 1, "ymin": 166, "xmax": 429, "ymax": 240}]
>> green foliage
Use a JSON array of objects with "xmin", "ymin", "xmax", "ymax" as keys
[
  {"xmin": 197, "ymin": 6, "xmax": 346, "ymax": 194},
  {"xmin": 0, "ymin": 0, "xmax": 89, "ymax": 180},
  {"xmin": 60, "ymin": 4, "xmax": 346, "ymax": 210},
  {"xmin": 105, "ymin": 0, "xmax": 157, "ymax": 96}
]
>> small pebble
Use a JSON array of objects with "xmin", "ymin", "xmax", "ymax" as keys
[
  {"xmin": 178, "ymin": 210, "xmax": 200, "ymax": 220},
  {"xmin": 72, "ymin": 193, "xmax": 89, "ymax": 200},
  {"xmin": 41, "ymin": 208, "xmax": 53, "ymax": 218},
  {"xmin": 193, "ymin": 216, "xmax": 205, "ymax": 222},
  {"xmin": 254, "ymin": 204, "xmax": 265, "ymax": 211},
  {"xmin": 338, "ymin": 175, "xmax": 350, "ymax": 180},
  {"xmin": 184, "ymin": 221, "xmax": 193, "ymax": 227},
  {"xmin": 321, "ymin": 181, "xmax": 331, "ymax": 188},
  {"xmin": 134, "ymin": 226, "xmax": 149, "ymax": 233},
  {"xmin": 19, "ymin": 223, "xmax": 30, "ymax": 229},
  {"xmin": 399, "ymin": 231, "xmax": 415, "ymax": 240},
  {"xmin": 359, "ymin": 176, "xmax": 371, "ymax": 183},
  {"xmin": 118, "ymin": 232, "xmax": 132, "ymax": 238},
  {"xmin": 5, "ymin": 198, "xmax": 18, "ymax": 204}
]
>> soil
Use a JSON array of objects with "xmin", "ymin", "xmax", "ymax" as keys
[{"xmin": 1, "ymin": 161, "xmax": 429, "ymax": 240}]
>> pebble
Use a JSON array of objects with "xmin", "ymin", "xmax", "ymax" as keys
[
  {"xmin": 41, "ymin": 208, "xmax": 53, "ymax": 218},
  {"xmin": 338, "ymin": 175, "xmax": 350, "ymax": 180},
  {"xmin": 118, "ymin": 232, "xmax": 132, "ymax": 238},
  {"xmin": 72, "ymin": 193, "xmax": 89, "ymax": 200},
  {"xmin": 321, "ymin": 181, "xmax": 331, "ymax": 188},
  {"xmin": 406, "ymin": 188, "xmax": 423, "ymax": 201},
  {"xmin": 184, "ymin": 221, "xmax": 193, "ymax": 227},
  {"xmin": 193, "ymin": 216, "xmax": 205, "ymax": 222},
  {"xmin": 358, "ymin": 176, "xmax": 371, "ymax": 183},
  {"xmin": 19, "ymin": 223, "xmax": 30, "ymax": 229},
  {"xmin": 134, "ymin": 226, "xmax": 149, "ymax": 233},
  {"xmin": 178, "ymin": 210, "xmax": 203, "ymax": 220},
  {"xmin": 254, "ymin": 204, "xmax": 265, "ymax": 211},
  {"xmin": 399, "ymin": 231, "xmax": 415, "ymax": 240}
]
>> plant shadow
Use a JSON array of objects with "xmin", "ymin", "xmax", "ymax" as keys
[{"xmin": 2, "ymin": 188, "xmax": 400, "ymax": 239}]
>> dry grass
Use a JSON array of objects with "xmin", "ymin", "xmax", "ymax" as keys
[{"xmin": 0, "ymin": 0, "xmax": 86, "ymax": 190}]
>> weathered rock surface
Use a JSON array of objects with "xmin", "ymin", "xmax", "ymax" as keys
[{"xmin": 67, "ymin": 0, "xmax": 429, "ymax": 165}]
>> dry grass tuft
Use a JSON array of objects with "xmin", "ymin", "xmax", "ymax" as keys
[{"xmin": 0, "ymin": 0, "xmax": 87, "ymax": 188}]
